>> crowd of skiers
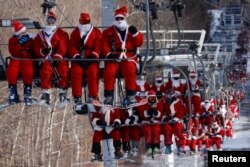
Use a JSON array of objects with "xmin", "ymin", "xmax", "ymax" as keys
[
  {"xmin": 89, "ymin": 69, "xmax": 244, "ymax": 161},
  {"xmin": 6, "ymin": 6, "xmax": 143, "ymax": 109},
  {"xmin": 5, "ymin": 5, "xmax": 246, "ymax": 161}
]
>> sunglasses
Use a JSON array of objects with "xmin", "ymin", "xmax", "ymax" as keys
[
  {"xmin": 115, "ymin": 17, "xmax": 125, "ymax": 21},
  {"xmin": 156, "ymin": 80, "xmax": 162, "ymax": 84},
  {"xmin": 172, "ymin": 77, "xmax": 179, "ymax": 80}
]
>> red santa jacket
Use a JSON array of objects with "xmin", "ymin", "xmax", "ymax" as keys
[
  {"xmin": 101, "ymin": 26, "xmax": 143, "ymax": 61},
  {"xmin": 163, "ymin": 98, "xmax": 185, "ymax": 122},
  {"xmin": 69, "ymin": 26, "xmax": 102, "ymax": 59},
  {"xmin": 33, "ymin": 28, "xmax": 68, "ymax": 60},
  {"xmin": 161, "ymin": 80, "xmax": 186, "ymax": 96},
  {"xmin": 135, "ymin": 102, "xmax": 163, "ymax": 124},
  {"xmin": 91, "ymin": 107, "xmax": 121, "ymax": 133},
  {"xmin": 201, "ymin": 102, "xmax": 214, "ymax": 116},
  {"xmin": 9, "ymin": 33, "xmax": 34, "ymax": 58},
  {"xmin": 188, "ymin": 79, "xmax": 201, "ymax": 97}
]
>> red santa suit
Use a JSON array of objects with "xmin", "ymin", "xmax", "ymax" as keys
[
  {"xmin": 225, "ymin": 119, "xmax": 233, "ymax": 138},
  {"xmin": 200, "ymin": 100, "xmax": 214, "ymax": 127},
  {"xmin": 151, "ymin": 76, "xmax": 164, "ymax": 99},
  {"xmin": 161, "ymin": 70, "xmax": 186, "ymax": 98},
  {"xmin": 162, "ymin": 91, "xmax": 185, "ymax": 148},
  {"xmin": 240, "ymin": 71, "xmax": 247, "ymax": 86},
  {"xmin": 136, "ymin": 91, "xmax": 163, "ymax": 150},
  {"xmin": 69, "ymin": 13, "xmax": 102, "ymax": 99},
  {"xmin": 197, "ymin": 125, "xmax": 210, "ymax": 151},
  {"xmin": 7, "ymin": 21, "xmax": 34, "ymax": 87},
  {"xmin": 185, "ymin": 71, "xmax": 201, "ymax": 128},
  {"xmin": 33, "ymin": 12, "xmax": 69, "ymax": 91},
  {"xmin": 102, "ymin": 6, "xmax": 143, "ymax": 99},
  {"xmin": 208, "ymin": 123, "xmax": 224, "ymax": 150},
  {"xmin": 135, "ymin": 76, "xmax": 150, "ymax": 101},
  {"xmin": 91, "ymin": 106, "xmax": 121, "ymax": 155}
]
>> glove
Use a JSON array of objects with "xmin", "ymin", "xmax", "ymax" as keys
[
  {"xmin": 106, "ymin": 53, "xmax": 117, "ymax": 59},
  {"xmin": 42, "ymin": 47, "xmax": 51, "ymax": 55},
  {"xmin": 96, "ymin": 120, "xmax": 107, "ymax": 126},
  {"xmin": 18, "ymin": 34, "xmax": 30, "ymax": 44},
  {"xmin": 113, "ymin": 121, "xmax": 120, "ymax": 128},
  {"xmin": 205, "ymin": 111, "xmax": 210, "ymax": 116},
  {"xmin": 128, "ymin": 26, "xmax": 138, "ymax": 35},
  {"xmin": 147, "ymin": 107, "xmax": 155, "ymax": 116},
  {"xmin": 153, "ymin": 109, "xmax": 158, "ymax": 116},
  {"xmin": 129, "ymin": 116, "xmax": 136, "ymax": 125}
]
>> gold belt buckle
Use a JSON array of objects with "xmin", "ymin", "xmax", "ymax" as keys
[{"xmin": 121, "ymin": 48, "xmax": 127, "ymax": 53}]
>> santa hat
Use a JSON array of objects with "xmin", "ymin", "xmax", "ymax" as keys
[
  {"xmin": 46, "ymin": 11, "xmax": 57, "ymax": 23},
  {"xmin": 12, "ymin": 20, "xmax": 26, "ymax": 35},
  {"xmin": 147, "ymin": 90, "xmax": 156, "ymax": 97},
  {"xmin": 114, "ymin": 6, "xmax": 128, "ymax": 18},
  {"xmin": 171, "ymin": 70, "xmax": 180, "ymax": 78},
  {"xmin": 79, "ymin": 13, "xmax": 91, "ymax": 24},
  {"xmin": 189, "ymin": 71, "xmax": 197, "ymax": 77}
]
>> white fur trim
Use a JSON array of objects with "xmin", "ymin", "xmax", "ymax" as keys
[
  {"xmin": 40, "ymin": 48, "xmax": 46, "ymax": 57},
  {"xmin": 41, "ymin": 89, "xmax": 51, "ymax": 94},
  {"xmin": 92, "ymin": 118, "xmax": 100, "ymax": 126},
  {"xmin": 125, "ymin": 119, "xmax": 131, "ymax": 125},
  {"xmin": 132, "ymin": 31, "xmax": 139, "ymax": 37},
  {"xmin": 144, "ymin": 110, "xmax": 151, "ymax": 117},
  {"xmin": 115, "ymin": 14, "xmax": 125, "ymax": 18},
  {"xmin": 15, "ymin": 26, "xmax": 26, "ymax": 35},
  {"xmin": 171, "ymin": 73, "xmax": 180, "ymax": 77},
  {"xmin": 73, "ymin": 54, "xmax": 80, "ymax": 59},
  {"xmin": 114, "ymin": 119, "xmax": 121, "ymax": 124},
  {"xmin": 92, "ymin": 52, "xmax": 99, "ymax": 58},
  {"xmin": 54, "ymin": 54, "xmax": 63, "ymax": 59}
]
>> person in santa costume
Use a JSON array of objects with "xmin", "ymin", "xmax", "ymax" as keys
[
  {"xmin": 69, "ymin": 13, "xmax": 102, "ymax": 109},
  {"xmin": 161, "ymin": 70, "xmax": 186, "ymax": 99},
  {"xmin": 33, "ymin": 11, "xmax": 70, "ymax": 105},
  {"xmin": 208, "ymin": 122, "xmax": 224, "ymax": 150},
  {"xmin": 135, "ymin": 90, "xmax": 163, "ymax": 155},
  {"xmin": 200, "ymin": 100, "xmax": 214, "ymax": 127},
  {"xmin": 91, "ymin": 106, "xmax": 123, "ymax": 160},
  {"xmin": 135, "ymin": 75, "xmax": 150, "ymax": 101},
  {"xmin": 162, "ymin": 89, "xmax": 185, "ymax": 155},
  {"xmin": 151, "ymin": 75, "xmax": 164, "ymax": 99},
  {"xmin": 185, "ymin": 71, "xmax": 201, "ymax": 128},
  {"xmin": 7, "ymin": 20, "xmax": 35, "ymax": 106},
  {"xmin": 101, "ymin": 6, "xmax": 144, "ymax": 105}
]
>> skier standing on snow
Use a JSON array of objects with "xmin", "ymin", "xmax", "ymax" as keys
[
  {"xmin": 101, "ymin": 6, "xmax": 144, "ymax": 105},
  {"xmin": 7, "ymin": 20, "xmax": 35, "ymax": 106},
  {"xmin": 33, "ymin": 11, "xmax": 70, "ymax": 105},
  {"xmin": 69, "ymin": 13, "xmax": 102, "ymax": 110}
]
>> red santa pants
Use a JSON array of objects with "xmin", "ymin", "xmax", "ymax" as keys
[
  {"xmin": 6, "ymin": 59, "xmax": 33, "ymax": 85},
  {"xmin": 163, "ymin": 123, "xmax": 184, "ymax": 146},
  {"xmin": 142, "ymin": 124, "xmax": 161, "ymax": 145},
  {"xmin": 209, "ymin": 137, "xmax": 222, "ymax": 150},
  {"xmin": 40, "ymin": 61, "xmax": 69, "ymax": 89},
  {"xmin": 92, "ymin": 129, "xmax": 120, "ymax": 143},
  {"xmin": 197, "ymin": 137, "xmax": 210, "ymax": 150},
  {"xmin": 71, "ymin": 63, "xmax": 99, "ymax": 97},
  {"xmin": 103, "ymin": 60, "xmax": 136, "ymax": 91},
  {"xmin": 200, "ymin": 116, "xmax": 213, "ymax": 127},
  {"xmin": 226, "ymin": 128, "xmax": 233, "ymax": 138}
]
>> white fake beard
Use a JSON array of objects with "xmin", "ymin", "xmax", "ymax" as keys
[
  {"xmin": 78, "ymin": 23, "xmax": 92, "ymax": 36},
  {"xmin": 44, "ymin": 25, "xmax": 57, "ymax": 36},
  {"xmin": 204, "ymin": 103, "xmax": 211, "ymax": 111},
  {"xmin": 114, "ymin": 20, "xmax": 128, "ymax": 31},
  {"xmin": 136, "ymin": 80, "xmax": 145, "ymax": 86},
  {"xmin": 190, "ymin": 78, "xmax": 197, "ymax": 85},
  {"xmin": 172, "ymin": 79, "xmax": 180, "ymax": 87},
  {"xmin": 155, "ymin": 82, "xmax": 162, "ymax": 87},
  {"xmin": 220, "ymin": 106, "xmax": 227, "ymax": 116}
]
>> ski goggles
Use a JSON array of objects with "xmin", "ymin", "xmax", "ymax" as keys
[
  {"xmin": 46, "ymin": 17, "xmax": 57, "ymax": 25},
  {"xmin": 115, "ymin": 17, "xmax": 125, "ymax": 21}
]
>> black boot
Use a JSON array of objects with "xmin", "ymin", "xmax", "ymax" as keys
[
  {"xmin": 40, "ymin": 89, "xmax": 50, "ymax": 105},
  {"xmin": 104, "ymin": 90, "xmax": 114, "ymax": 105},
  {"xmin": 23, "ymin": 84, "xmax": 34, "ymax": 106},
  {"xmin": 123, "ymin": 141, "xmax": 130, "ymax": 158},
  {"xmin": 91, "ymin": 142, "xmax": 102, "ymax": 162},
  {"xmin": 7, "ymin": 85, "xmax": 20, "ymax": 104},
  {"xmin": 113, "ymin": 141, "xmax": 123, "ymax": 159},
  {"xmin": 126, "ymin": 90, "xmax": 137, "ymax": 105},
  {"xmin": 59, "ymin": 88, "xmax": 70, "ymax": 104}
]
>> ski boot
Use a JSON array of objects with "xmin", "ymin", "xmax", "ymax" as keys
[
  {"xmin": 104, "ymin": 96, "xmax": 113, "ymax": 105},
  {"xmin": 131, "ymin": 147, "xmax": 138, "ymax": 157},
  {"xmin": 73, "ymin": 96, "xmax": 87, "ymax": 114},
  {"xmin": 88, "ymin": 96, "xmax": 98, "ymax": 103},
  {"xmin": 7, "ymin": 85, "xmax": 20, "ymax": 105},
  {"xmin": 91, "ymin": 153, "xmax": 103, "ymax": 162},
  {"xmin": 114, "ymin": 149, "xmax": 123, "ymax": 159},
  {"xmin": 165, "ymin": 145, "xmax": 172, "ymax": 154},
  {"xmin": 23, "ymin": 85, "xmax": 37, "ymax": 106},
  {"xmin": 40, "ymin": 89, "xmax": 50, "ymax": 105},
  {"xmin": 59, "ymin": 89, "xmax": 70, "ymax": 104}
]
